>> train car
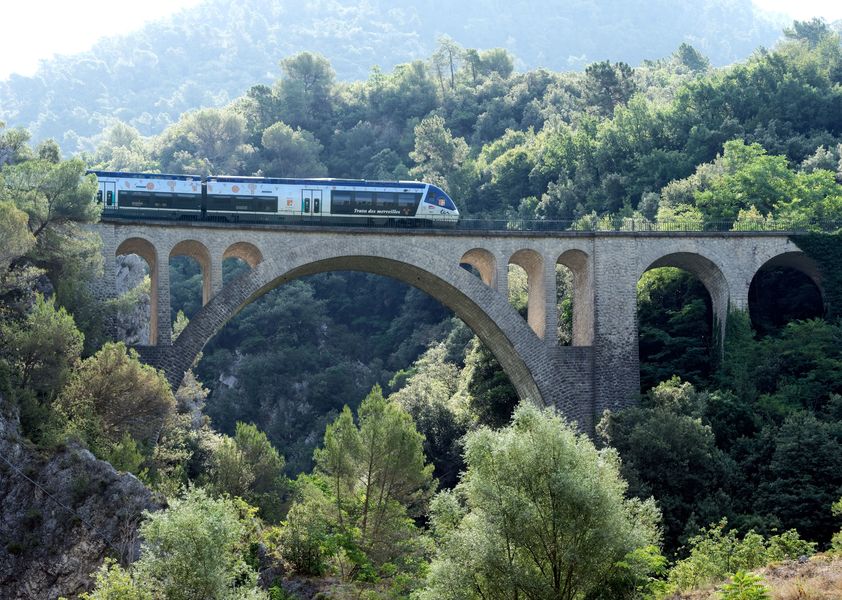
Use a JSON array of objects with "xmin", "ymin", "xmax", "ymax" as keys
[
  {"xmin": 89, "ymin": 170, "xmax": 459, "ymax": 225},
  {"xmin": 92, "ymin": 171, "xmax": 203, "ymax": 219}
]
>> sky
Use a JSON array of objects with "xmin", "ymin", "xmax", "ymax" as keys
[
  {"xmin": 0, "ymin": 0, "xmax": 202, "ymax": 80},
  {"xmin": 1, "ymin": 0, "xmax": 842, "ymax": 81}
]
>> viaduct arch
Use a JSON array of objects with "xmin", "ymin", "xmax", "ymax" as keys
[{"xmin": 93, "ymin": 221, "xmax": 827, "ymax": 431}]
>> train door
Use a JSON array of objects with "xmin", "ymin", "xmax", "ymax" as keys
[
  {"xmin": 301, "ymin": 189, "xmax": 322, "ymax": 217},
  {"xmin": 104, "ymin": 181, "xmax": 117, "ymax": 209}
]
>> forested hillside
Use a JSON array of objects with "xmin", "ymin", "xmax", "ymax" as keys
[
  {"xmin": 0, "ymin": 0, "xmax": 784, "ymax": 153},
  {"xmin": 1, "ymin": 13, "xmax": 842, "ymax": 600}
]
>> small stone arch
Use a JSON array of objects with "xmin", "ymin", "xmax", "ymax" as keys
[
  {"xmin": 116, "ymin": 237, "xmax": 159, "ymax": 345},
  {"xmin": 752, "ymin": 251, "xmax": 824, "ymax": 300},
  {"xmin": 641, "ymin": 251, "xmax": 730, "ymax": 349},
  {"xmin": 509, "ymin": 249, "xmax": 546, "ymax": 338},
  {"xmin": 223, "ymin": 241, "xmax": 263, "ymax": 268},
  {"xmin": 459, "ymin": 248, "xmax": 496, "ymax": 287},
  {"xmin": 170, "ymin": 239, "xmax": 213, "ymax": 306},
  {"xmin": 748, "ymin": 250, "xmax": 826, "ymax": 326},
  {"xmin": 557, "ymin": 249, "xmax": 593, "ymax": 346}
]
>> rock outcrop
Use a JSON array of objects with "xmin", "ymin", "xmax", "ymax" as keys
[
  {"xmin": 114, "ymin": 253, "xmax": 151, "ymax": 346},
  {"xmin": 0, "ymin": 398, "xmax": 160, "ymax": 599}
]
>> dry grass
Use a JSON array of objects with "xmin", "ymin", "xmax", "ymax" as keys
[
  {"xmin": 663, "ymin": 554, "xmax": 842, "ymax": 600},
  {"xmin": 760, "ymin": 554, "xmax": 842, "ymax": 600}
]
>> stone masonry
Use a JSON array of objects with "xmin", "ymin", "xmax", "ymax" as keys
[{"xmin": 91, "ymin": 220, "xmax": 824, "ymax": 431}]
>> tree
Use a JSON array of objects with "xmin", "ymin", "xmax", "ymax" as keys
[
  {"xmin": 275, "ymin": 52, "xmax": 335, "ymax": 136},
  {"xmin": 0, "ymin": 200, "xmax": 35, "ymax": 273},
  {"xmin": 0, "ymin": 293, "xmax": 83, "ymax": 394},
  {"xmin": 583, "ymin": 60, "xmax": 637, "ymax": 117},
  {"xmin": 260, "ymin": 121, "xmax": 326, "ymax": 177},
  {"xmin": 56, "ymin": 342, "xmax": 175, "ymax": 452},
  {"xmin": 753, "ymin": 412, "xmax": 842, "ymax": 543},
  {"xmin": 155, "ymin": 108, "xmax": 252, "ymax": 175},
  {"xmin": 209, "ymin": 421, "xmax": 287, "ymax": 523},
  {"xmin": 0, "ymin": 158, "xmax": 99, "ymax": 239},
  {"xmin": 282, "ymin": 386, "xmax": 435, "ymax": 581},
  {"xmin": 83, "ymin": 487, "xmax": 267, "ymax": 600},
  {"xmin": 0, "ymin": 122, "xmax": 32, "ymax": 167},
  {"xmin": 598, "ymin": 378, "xmax": 734, "ymax": 552},
  {"xmin": 784, "ymin": 18, "xmax": 831, "ymax": 48},
  {"xmin": 389, "ymin": 343, "xmax": 468, "ymax": 489},
  {"xmin": 422, "ymin": 403, "xmax": 661, "ymax": 600},
  {"xmin": 409, "ymin": 115, "xmax": 469, "ymax": 191}
]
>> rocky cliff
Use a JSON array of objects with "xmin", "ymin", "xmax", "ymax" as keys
[{"xmin": 0, "ymin": 398, "xmax": 160, "ymax": 599}]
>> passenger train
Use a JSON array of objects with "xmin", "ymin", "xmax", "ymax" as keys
[{"xmin": 90, "ymin": 171, "xmax": 460, "ymax": 225}]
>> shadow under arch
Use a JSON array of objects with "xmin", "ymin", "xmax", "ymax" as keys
[
  {"xmin": 168, "ymin": 241, "xmax": 549, "ymax": 407},
  {"xmin": 640, "ymin": 251, "xmax": 729, "ymax": 350},
  {"xmin": 170, "ymin": 239, "xmax": 213, "ymax": 306},
  {"xmin": 748, "ymin": 250, "xmax": 826, "ymax": 331},
  {"xmin": 116, "ymin": 236, "xmax": 159, "ymax": 345}
]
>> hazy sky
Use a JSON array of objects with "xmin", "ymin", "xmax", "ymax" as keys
[{"xmin": 1, "ymin": 0, "xmax": 842, "ymax": 81}]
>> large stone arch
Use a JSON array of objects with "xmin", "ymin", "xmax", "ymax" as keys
[
  {"xmin": 165, "ymin": 240, "xmax": 557, "ymax": 411},
  {"xmin": 170, "ymin": 239, "xmax": 213, "ymax": 306},
  {"xmin": 640, "ymin": 251, "xmax": 730, "ymax": 348},
  {"xmin": 115, "ymin": 237, "xmax": 159, "ymax": 345}
]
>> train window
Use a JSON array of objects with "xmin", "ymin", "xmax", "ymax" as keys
[
  {"xmin": 355, "ymin": 192, "xmax": 373, "ymax": 207},
  {"xmin": 97, "ymin": 190, "xmax": 103, "ymax": 204},
  {"xmin": 331, "ymin": 191, "xmax": 352, "ymax": 214},
  {"xmin": 106, "ymin": 191, "xmax": 114, "ymax": 206},
  {"xmin": 375, "ymin": 192, "xmax": 398, "ymax": 209}
]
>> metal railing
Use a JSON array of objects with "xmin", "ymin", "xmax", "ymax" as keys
[{"xmin": 98, "ymin": 211, "xmax": 842, "ymax": 234}]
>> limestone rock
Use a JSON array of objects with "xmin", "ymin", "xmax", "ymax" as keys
[{"xmin": 0, "ymin": 399, "xmax": 161, "ymax": 599}]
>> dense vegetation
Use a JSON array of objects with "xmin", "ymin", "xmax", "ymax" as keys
[
  {"xmin": 0, "ymin": 0, "xmax": 785, "ymax": 153},
  {"xmin": 2, "ymin": 13, "xmax": 842, "ymax": 600}
]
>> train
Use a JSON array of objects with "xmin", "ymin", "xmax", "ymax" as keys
[{"xmin": 89, "ymin": 170, "xmax": 460, "ymax": 226}]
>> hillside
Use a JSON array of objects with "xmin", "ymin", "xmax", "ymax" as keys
[{"xmin": 0, "ymin": 0, "xmax": 782, "ymax": 152}]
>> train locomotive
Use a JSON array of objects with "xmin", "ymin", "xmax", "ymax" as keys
[{"xmin": 90, "ymin": 170, "xmax": 460, "ymax": 226}]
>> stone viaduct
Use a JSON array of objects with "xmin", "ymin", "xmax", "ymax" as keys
[{"xmin": 91, "ymin": 220, "xmax": 825, "ymax": 431}]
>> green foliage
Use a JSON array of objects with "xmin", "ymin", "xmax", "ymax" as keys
[
  {"xmin": 0, "ymin": 293, "xmax": 83, "ymax": 395},
  {"xmin": 664, "ymin": 520, "xmax": 814, "ymax": 594},
  {"xmin": 114, "ymin": 487, "xmax": 267, "ymax": 600},
  {"xmin": 208, "ymin": 422, "xmax": 288, "ymax": 523},
  {"xmin": 280, "ymin": 386, "xmax": 434, "ymax": 587},
  {"xmin": 638, "ymin": 268, "xmax": 714, "ymax": 390},
  {"xmin": 409, "ymin": 115, "xmax": 469, "ymax": 192},
  {"xmin": 104, "ymin": 432, "xmax": 147, "ymax": 477},
  {"xmin": 0, "ymin": 199, "xmax": 35, "ymax": 272},
  {"xmin": 56, "ymin": 342, "xmax": 175, "ymax": 454},
  {"xmin": 155, "ymin": 108, "xmax": 252, "ymax": 175},
  {"xmin": 260, "ymin": 121, "xmax": 326, "ymax": 177},
  {"xmin": 718, "ymin": 571, "xmax": 770, "ymax": 600},
  {"xmin": 79, "ymin": 558, "xmax": 152, "ymax": 600},
  {"xmin": 793, "ymin": 233, "xmax": 842, "ymax": 319},
  {"xmin": 388, "ymin": 343, "xmax": 468, "ymax": 490},
  {"xmin": 598, "ymin": 378, "xmax": 734, "ymax": 553},
  {"xmin": 422, "ymin": 403, "xmax": 662, "ymax": 600},
  {"xmin": 0, "ymin": 157, "xmax": 100, "ymax": 234},
  {"xmin": 463, "ymin": 337, "xmax": 519, "ymax": 429},
  {"xmin": 832, "ymin": 497, "xmax": 842, "ymax": 554}
]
